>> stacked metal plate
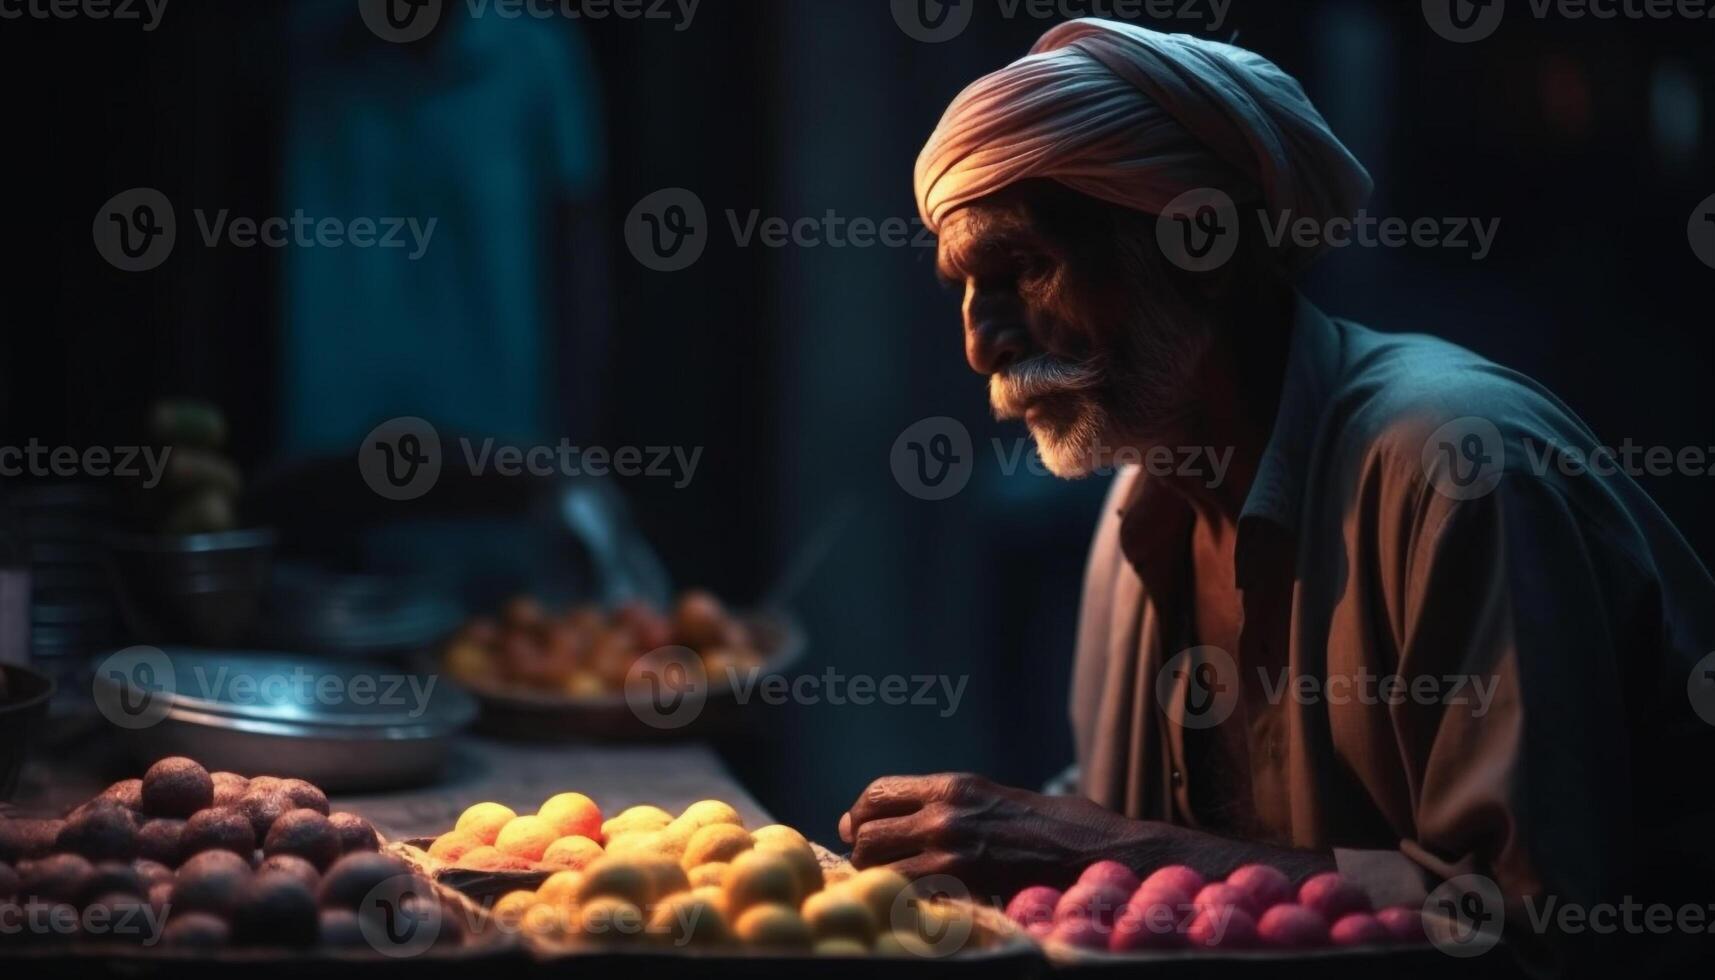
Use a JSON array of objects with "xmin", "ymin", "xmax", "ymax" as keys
[
  {"xmin": 91, "ymin": 647, "xmax": 476, "ymax": 791},
  {"xmin": 2, "ymin": 484, "xmax": 122, "ymax": 709}
]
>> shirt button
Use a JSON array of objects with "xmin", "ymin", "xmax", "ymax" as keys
[{"xmin": 1171, "ymin": 769, "xmax": 1184, "ymax": 788}]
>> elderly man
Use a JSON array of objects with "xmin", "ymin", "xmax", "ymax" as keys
[{"xmin": 841, "ymin": 18, "xmax": 1715, "ymax": 967}]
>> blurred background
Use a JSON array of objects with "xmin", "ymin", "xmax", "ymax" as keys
[{"xmin": 0, "ymin": 0, "xmax": 1712, "ymax": 834}]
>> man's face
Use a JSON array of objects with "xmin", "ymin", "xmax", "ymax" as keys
[{"xmin": 934, "ymin": 183, "xmax": 1214, "ymax": 477}]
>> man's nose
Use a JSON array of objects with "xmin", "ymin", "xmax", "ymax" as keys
[{"xmin": 964, "ymin": 308, "xmax": 1034, "ymax": 376}]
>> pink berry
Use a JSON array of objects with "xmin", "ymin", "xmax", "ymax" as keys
[
  {"xmin": 1375, "ymin": 906, "xmax": 1424, "ymax": 942},
  {"xmin": 1297, "ymin": 872, "xmax": 1372, "ymax": 922},
  {"xmin": 1129, "ymin": 883, "xmax": 1194, "ymax": 926},
  {"xmin": 1110, "ymin": 898, "xmax": 1184, "ymax": 952},
  {"xmin": 1050, "ymin": 915, "xmax": 1109, "ymax": 950},
  {"xmin": 1005, "ymin": 885, "xmax": 1062, "ymax": 931},
  {"xmin": 1256, "ymin": 903, "xmax": 1330, "ymax": 948},
  {"xmin": 1079, "ymin": 860, "xmax": 1141, "ymax": 894},
  {"xmin": 1056, "ymin": 882, "xmax": 1130, "ymax": 927},
  {"xmin": 1192, "ymin": 882, "xmax": 1255, "ymax": 915},
  {"xmin": 1185, "ymin": 906, "xmax": 1258, "ymax": 949},
  {"xmin": 1141, "ymin": 864, "xmax": 1204, "ymax": 897},
  {"xmin": 1225, "ymin": 863, "xmax": 1294, "ymax": 912},
  {"xmin": 1330, "ymin": 912, "xmax": 1390, "ymax": 946}
]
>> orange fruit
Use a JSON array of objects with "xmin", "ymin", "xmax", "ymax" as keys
[
  {"xmin": 542, "ymin": 835, "xmax": 604, "ymax": 871},
  {"xmin": 495, "ymin": 815, "xmax": 558, "ymax": 862},
  {"xmin": 538, "ymin": 792, "xmax": 603, "ymax": 840},
  {"xmin": 455, "ymin": 802, "xmax": 517, "ymax": 845},
  {"xmin": 427, "ymin": 829, "xmax": 483, "ymax": 862}
]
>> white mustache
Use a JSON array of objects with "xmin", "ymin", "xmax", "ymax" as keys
[{"xmin": 990, "ymin": 356, "xmax": 1103, "ymax": 419}]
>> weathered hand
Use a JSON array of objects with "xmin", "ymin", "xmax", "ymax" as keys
[{"xmin": 837, "ymin": 772, "xmax": 1156, "ymax": 894}]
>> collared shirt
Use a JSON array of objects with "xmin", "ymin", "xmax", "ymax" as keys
[{"xmin": 1070, "ymin": 297, "xmax": 1715, "ymax": 938}]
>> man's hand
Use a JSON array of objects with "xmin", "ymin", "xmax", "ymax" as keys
[{"xmin": 838, "ymin": 773, "xmax": 1334, "ymax": 894}]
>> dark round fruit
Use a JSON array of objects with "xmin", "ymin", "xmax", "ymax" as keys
[
  {"xmin": 0, "ymin": 861, "xmax": 17, "ymax": 899},
  {"xmin": 236, "ymin": 790, "xmax": 294, "ymax": 839},
  {"xmin": 278, "ymin": 779, "xmax": 330, "ymax": 816},
  {"xmin": 78, "ymin": 862, "xmax": 147, "ymax": 904},
  {"xmin": 101, "ymin": 779, "xmax": 145, "ymax": 811},
  {"xmin": 246, "ymin": 776, "xmax": 284, "ymax": 795},
  {"xmin": 257, "ymin": 854, "xmax": 321, "ymax": 892},
  {"xmin": 0, "ymin": 819, "xmax": 63, "ymax": 863},
  {"xmin": 84, "ymin": 891, "xmax": 156, "ymax": 945},
  {"xmin": 181, "ymin": 808, "xmax": 256, "ymax": 858},
  {"xmin": 316, "ymin": 852, "xmax": 411, "ymax": 911},
  {"xmin": 161, "ymin": 912, "xmax": 230, "ymax": 948},
  {"xmin": 55, "ymin": 806, "xmax": 139, "ymax": 862},
  {"xmin": 264, "ymin": 810, "xmax": 340, "ymax": 870},
  {"xmin": 327, "ymin": 812, "xmax": 379, "ymax": 854},
  {"xmin": 147, "ymin": 880, "xmax": 173, "ymax": 912},
  {"xmin": 135, "ymin": 819, "xmax": 186, "ymax": 866},
  {"xmin": 19, "ymin": 854, "xmax": 95, "ymax": 903},
  {"xmin": 231, "ymin": 872, "xmax": 319, "ymax": 947},
  {"xmin": 210, "ymin": 772, "xmax": 250, "ymax": 807},
  {"xmin": 142, "ymin": 758, "xmax": 214, "ymax": 818},
  {"xmin": 171, "ymin": 849, "xmax": 252, "ymax": 916},
  {"xmin": 318, "ymin": 908, "xmax": 365, "ymax": 948}
]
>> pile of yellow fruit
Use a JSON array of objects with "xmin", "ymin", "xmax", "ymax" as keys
[{"xmin": 437, "ymin": 794, "xmax": 972, "ymax": 954}]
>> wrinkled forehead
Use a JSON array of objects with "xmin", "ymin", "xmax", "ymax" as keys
[{"xmin": 932, "ymin": 195, "xmax": 1043, "ymax": 281}]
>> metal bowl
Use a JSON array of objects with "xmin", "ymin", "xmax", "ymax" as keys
[
  {"xmin": 0, "ymin": 663, "xmax": 55, "ymax": 801},
  {"xmin": 107, "ymin": 528, "xmax": 275, "ymax": 646},
  {"xmin": 93, "ymin": 648, "xmax": 476, "ymax": 791}
]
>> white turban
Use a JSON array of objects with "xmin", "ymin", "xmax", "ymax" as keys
[{"xmin": 914, "ymin": 19, "xmax": 1372, "ymax": 274}]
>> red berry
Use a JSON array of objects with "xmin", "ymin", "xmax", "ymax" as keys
[
  {"xmin": 1298, "ymin": 872, "xmax": 1372, "ymax": 922},
  {"xmin": 1330, "ymin": 912, "xmax": 1390, "ymax": 946},
  {"xmin": 1056, "ymin": 882, "xmax": 1131, "ymax": 927},
  {"xmin": 1225, "ymin": 863, "xmax": 1294, "ymax": 912},
  {"xmin": 1375, "ymin": 906, "xmax": 1424, "ymax": 942},
  {"xmin": 1256, "ymin": 903, "xmax": 1330, "ymax": 948},
  {"xmin": 1078, "ymin": 860, "xmax": 1141, "ymax": 894},
  {"xmin": 1185, "ymin": 906, "xmax": 1257, "ymax": 949},
  {"xmin": 1192, "ymin": 881, "xmax": 1254, "ymax": 915},
  {"xmin": 1141, "ymin": 864, "xmax": 1204, "ymax": 897},
  {"xmin": 1050, "ymin": 915, "xmax": 1109, "ymax": 950},
  {"xmin": 1004, "ymin": 885, "xmax": 1061, "ymax": 931},
  {"xmin": 1110, "ymin": 898, "xmax": 1184, "ymax": 952}
]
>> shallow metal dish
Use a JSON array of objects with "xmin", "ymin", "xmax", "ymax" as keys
[{"xmin": 94, "ymin": 648, "xmax": 476, "ymax": 791}]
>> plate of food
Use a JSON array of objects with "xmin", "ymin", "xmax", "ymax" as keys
[{"xmin": 441, "ymin": 589, "xmax": 803, "ymax": 740}]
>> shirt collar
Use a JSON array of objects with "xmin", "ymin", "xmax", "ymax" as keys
[{"xmin": 1117, "ymin": 294, "xmax": 1346, "ymax": 590}]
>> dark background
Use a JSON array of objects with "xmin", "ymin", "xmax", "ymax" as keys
[{"xmin": 2, "ymin": 0, "xmax": 1712, "ymax": 836}]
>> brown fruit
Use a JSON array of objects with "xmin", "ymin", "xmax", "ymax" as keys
[
  {"xmin": 0, "ymin": 818, "xmax": 63, "ymax": 862},
  {"xmin": 263, "ymin": 809, "xmax": 341, "ymax": 870},
  {"xmin": 236, "ymin": 790, "xmax": 295, "ymax": 838},
  {"xmin": 317, "ymin": 852, "xmax": 412, "ymax": 911},
  {"xmin": 257, "ymin": 853, "xmax": 321, "ymax": 891},
  {"xmin": 181, "ymin": 808, "xmax": 256, "ymax": 858},
  {"xmin": 210, "ymin": 772, "xmax": 250, "ymax": 807},
  {"xmin": 327, "ymin": 812, "xmax": 379, "ymax": 853},
  {"xmin": 130, "ymin": 858, "xmax": 174, "ymax": 888},
  {"xmin": 160, "ymin": 912, "xmax": 230, "ymax": 948},
  {"xmin": 101, "ymin": 779, "xmax": 144, "ymax": 811},
  {"xmin": 141, "ymin": 758, "xmax": 214, "ymax": 818},
  {"xmin": 135, "ymin": 819, "xmax": 185, "ymax": 866},
  {"xmin": 231, "ymin": 872, "xmax": 319, "ymax": 946},
  {"xmin": 319, "ymin": 908, "xmax": 366, "ymax": 947},
  {"xmin": 55, "ymin": 806, "xmax": 139, "ymax": 862},
  {"xmin": 171, "ymin": 850, "xmax": 253, "ymax": 916},
  {"xmin": 20, "ymin": 853, "xmax": 95, "ymax": 902},
  {"xmin": 277, "ymin": 779, "xmax": 330, "ymax": 815},
  {"xmin": 78, "ymin": 862, "xmax": 148, "ymax": 905}
]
